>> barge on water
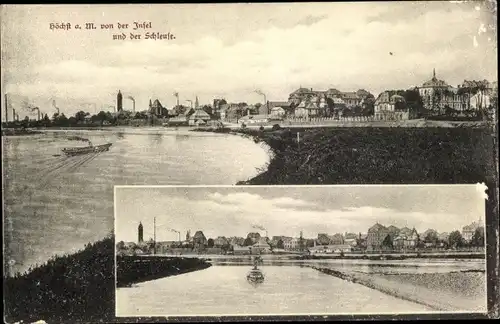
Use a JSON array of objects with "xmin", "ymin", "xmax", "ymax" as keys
[{"xmin": 62, "ymin": 142, "xmax": 112, "ymax": 156}]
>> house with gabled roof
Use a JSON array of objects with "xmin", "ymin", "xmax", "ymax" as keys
[
  {"xmin": 394, "ymin": 227, "xmax": 419, "ymax": 249},
  {"xmin": 188, "ymin": 108, "xmax": 211, "ymax": 126}
]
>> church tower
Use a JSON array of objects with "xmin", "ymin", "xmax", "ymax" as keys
[
  {"xmin": 186, "ymin": 230, "xmax": 191, "ymax": 241},
  {"xmin": 138, "ymin": 222, "xmax": 144, "ymax": 244},
  {"xmin": 117, "ymin": 90, "xmax": 123, "ymax": 112}
]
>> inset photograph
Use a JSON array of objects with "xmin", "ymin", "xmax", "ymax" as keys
[{"xmin": 114, "ymin": 185, "xmax": 487, "ymax": 317}]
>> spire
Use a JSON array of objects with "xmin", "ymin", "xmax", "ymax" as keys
[{"xmin": 433, "ymin": 68, "xmax": 436, "ymax": 79}]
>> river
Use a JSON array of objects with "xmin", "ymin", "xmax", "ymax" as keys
[
  {"xmin": 2, "ymin": 128, "xmax": 270, "ymax": 274},
  {"xmin": 116, "ymin": 264, "xmax": 438, "ymax": 317}
]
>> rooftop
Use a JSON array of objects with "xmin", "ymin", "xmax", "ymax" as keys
[{"xmin": 421, "ymin": 69, "xmax": 450, "ymax": 88}]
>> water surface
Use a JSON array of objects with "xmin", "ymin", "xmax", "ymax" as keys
[
  {"xmin": 116, "ymin": 265, "xmax": 433, "ymax": 317},
  {"xmin": 3, "ymin": 129, "xmax": 270, "ymax": 274}
]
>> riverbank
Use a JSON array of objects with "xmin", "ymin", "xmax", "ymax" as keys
[
  {"xmin": 225, "ymin": 126, "xmax": 497, "ymax": 185},
  {"xmin": 311, "ymin": 266, "xmax": 486, "ymax": 312},
  {"xmin": 116, "ymin": 255, "xmax": 212, "ymax": 288},
  {"xmin": 1, "ymin": 128, "xmax": 44, "ymax": 136},
  {"xmin": 293, "ymin": 252, "xmax": 485, "ymax": 260},
  {"xmin": 4, "ymin": 234, "xmax": 115, "ymax": 323}
]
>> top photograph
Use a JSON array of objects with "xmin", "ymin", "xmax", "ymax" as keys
[{"xmin": 1, "ymin": 2, "xmax": 497, "ymax": 187}]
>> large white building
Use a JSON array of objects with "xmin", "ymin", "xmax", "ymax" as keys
[{"xmin": 417, "ymin": 69, "xmax": 495, "ymax": 115}]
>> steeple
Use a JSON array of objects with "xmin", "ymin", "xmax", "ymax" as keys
[
  {"xmin": 116, "ymin": 90, "xmax": 123, "ymax": 112},
  {"xmin": 138, "ymin": 222, "xmax": 144, "ymax": 243},
  {"xmin": 433, "ymin": 68, "xmax": 436, "ymax": 79}
]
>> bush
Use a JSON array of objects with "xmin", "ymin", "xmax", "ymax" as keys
[
  {"xmin": 242, "ymin": 127, "xmax": 496, "ymax": 185},
  {"xmin": 4, "ymin": 234, "xmax": 115, "ymax": 323},
  {"xmin": 272, "ymin": 124, "xmax": 281, "ymax": 131}
]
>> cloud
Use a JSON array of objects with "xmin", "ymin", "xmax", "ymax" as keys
[
  {"xmin": 295, "ymin": 14, "xmax": 329, "ymax": 27},
  {"xmin": 115, "ymin": 189, "xmax": 480, "ymax": 243}
]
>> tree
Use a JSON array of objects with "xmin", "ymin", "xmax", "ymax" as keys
[
  {"xmin": 42, "ymin": 113, "xmax": 51, "ymax": 127},
  {"xmin": 207, "ymin": 238, "xmax": 214, "ymax": 248},
  {"xmin": 75, "ymin": 110, "xmax": 89, "ymax": 123},
  {"xmin": 362, "ymin": 96, "xmax": 376, "ymax": 116},
  {"xmin": 116, "ymin": 241, "xmax": 125, "ymax": 251},
  {"xmin": 201, "ymin": 105, "xmax": 213, "ymax": 116},
  {"xmin": 243, "ymin": 237, "xmax": 253, "ymax": 246},
  {"xmin": 134, "ymin": 111, "xmax": 147, "ymax": 119},
  {"xmin": 222, "ymin": 243, "xmax": 231, "ymax": 252},
  {"xmin": 174, "ymin": 105, "xmax": 188, "ymax": 115},
  {"xmin": 22, "ymin": 116, "xmax": 30, "ymax": 128},
  {"xmin": 55, "ymin": 113, "xmax": 69, "ymax": 127},
  {"xmin": 404, "ymin": 89, "xmax": 425, "ymax": 118},
  {"xmin": 424, "ymin": 231, "xmax": 439, "ymax": 244},
  {"xmin": 471, "ymin": 227, "xmax": 485, "ymax": 247},
  {"xmin": 381, "ymin": 234, "xmax": 393, "ymax": 249},
  {"xmin": 276, "ymin": 239, "xmax": 284, "ymax": 249},
  {"xmin": 96, "ymin": 110, "xmax": 108, "ymax": 121},
  {"xmin": 448, "ymin": 230, "xmax": 464, "ymax": 248}
]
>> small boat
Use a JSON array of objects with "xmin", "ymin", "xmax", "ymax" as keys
[
  {"xmin": 247, "ymin": 267, "xmax": 265, "ymax": 283},
  {"xmin": 62, "ymin": 142, "xmax": 112, "ymax": 156}
]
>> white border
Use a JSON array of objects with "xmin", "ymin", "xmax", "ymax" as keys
[{"xmin": 113, "ymin": 184, "xmax": 489, "ymax": 317}]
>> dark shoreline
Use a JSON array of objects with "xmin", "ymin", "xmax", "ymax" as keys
[
  {"xmin": 1, "ymin": 128, "xmax": 44, "ymax": 136},
  {"xmin": 292, "ymin": 252, "xmax": 485, "ymax": 260},
  {"xmin": 4, "ymin": 235, "xmax": 116, "ymax": 323},
  {"xmin": 116, "ymin": 255, "xmax": 212, "ymax": 288},
  {"xmin": 216, "ymin": 126, "xmax": 497, "ymax": 185}
]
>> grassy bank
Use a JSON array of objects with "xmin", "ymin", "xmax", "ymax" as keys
[
  {"xmin": 117, "ymin": 256, "xmax": 212, "ymax": 288},
  {"xmin": 232, "ymin": 126, "xmax": 496, "ymax": 185},
  {"xmin": 4, "ymin": 234, "xmax": 115, "ymax": 323},
  {"xmin": 312, "ymin": 266, "xmax": 487, "ymax": 312}
]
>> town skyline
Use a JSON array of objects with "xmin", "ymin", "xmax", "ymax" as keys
[
  {"xmin": 2, "ymin": 2, "xmax": 497, "ymax": 120},
  {"xmin": 114, "ymin": 185, "xmax": 485, "ymax": 242}
]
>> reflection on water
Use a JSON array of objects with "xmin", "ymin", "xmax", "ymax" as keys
[
  {"xmin": 116, "ymin": 265, "xmax": 432, "ymax": 316},
  {"xmin": 3, "ymin": 129, "xmax": 270, "ymax": 274},
  {"xmin": 210, "ymin": 258, "xmax": 485, "ymax": 274}
]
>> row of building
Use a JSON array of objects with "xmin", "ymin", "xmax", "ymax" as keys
[
  {"xmin": 117, "ymin": 220, "xmax": 484, "ymax": 256},
  {"xmin": 114, "ymin": 70, "xmax": 497, "ymax": 124}
]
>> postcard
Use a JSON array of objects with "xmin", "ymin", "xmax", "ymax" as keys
[{"xmin": 2, "ymin": 2, "xmax": 498, "ymax": 323}]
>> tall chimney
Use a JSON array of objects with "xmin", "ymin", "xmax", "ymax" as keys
[{"xmin": 4, "ymin": 94, "xmax": 8, "ymax": 123}]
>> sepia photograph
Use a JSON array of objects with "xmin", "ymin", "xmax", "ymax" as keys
[
  {"xmin": 1, "ymin": 1, "xmax": 498, "ymax": 322},
  {"xmin": 115, "ymin": 185, "xmax": 487, "ymax": 317}
]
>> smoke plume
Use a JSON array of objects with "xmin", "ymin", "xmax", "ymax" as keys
[{"xmin": 252, "ymin": 224, "xmax": 266, "ymax": 231}]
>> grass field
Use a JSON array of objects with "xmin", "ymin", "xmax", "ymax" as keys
[{"xmin": 236, "ymin": 126, "xmax": 497, "ymax": 185}]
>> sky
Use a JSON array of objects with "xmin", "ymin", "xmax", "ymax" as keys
[
  {"xmin": 1, "ymin": 2, "xmax": 497, "ymax": 121},
  {"xmin": 114, "ymin": 185, "xmax": 486, "ymax": 242}
]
